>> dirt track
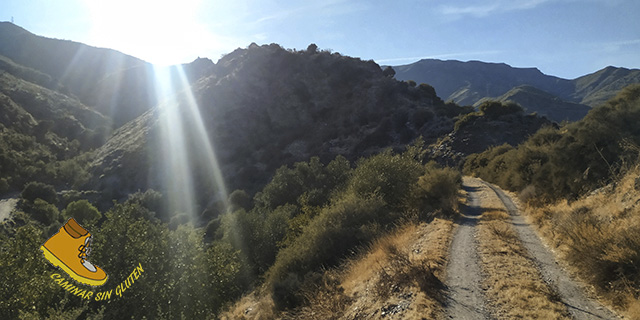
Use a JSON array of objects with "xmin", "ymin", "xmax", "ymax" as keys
[
  {"xmin": 481, "ymin": 179, "xmax": 618, "ymax": 320},
  {"xmin": 444, "ymin": 179, "xmax": 491, "ymax": 319},
  {"xmin": 444, "ymin": 177, "xmax": 618, "ymax": 319}
]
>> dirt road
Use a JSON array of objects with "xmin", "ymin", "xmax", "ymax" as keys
[
  {"xmin": 444, "ymin": 180, "xmax": 491, "ymax": 319},
  {"xmin": 481, "ymin": 180, "xmax": 618, "ymax": 320},
  {"xmin": 445, "ymin": 177, "xmax": 618, "ymax": 319}
]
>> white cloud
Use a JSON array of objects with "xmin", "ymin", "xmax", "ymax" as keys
[
  {"xmin": 252, "ymin": 0, "xmax": 368, "ymax": 26},
  {"xmin": 439, "ymin": 0, "xmax": 551, "ymax": 17}
]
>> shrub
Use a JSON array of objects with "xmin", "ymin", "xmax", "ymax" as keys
[
  {"xmin": 413, "ymin": 165, "xmax": 462, "ymax": 214},
  {"xmin": 266, "ymin": 192, "xmax": 385, "ymax": 297},
  {"xmin": 62, "ymin": 200, "xmax": 101, "ymax": 225},
  {"xmin": 382, "ymin": 66, "xmax": 396, "ymax": 77},
  {"xmin": 347, "ymin": 150, "xmax": 423, "ymax": 210},
  {"xmin": 478, "ymin": 100, "xmax": 524, "ymax": 119},
  {"xmin": 228, "ymin": 189, "xmax": 252, "ymax": 212},
  {"xmin": 411, "ymin": 108, "xmax": 434, "ymax": 128},
  {"xmin": 28, "ymin": 198, "xmax": 59, "ymax": 225},
  {"xmin": 0, "ymin": 178, "xmax": 9, "ymax": 194},
  {"xmin": 21, "ymin": 182, "xmax": 57, "ymax": 205}
]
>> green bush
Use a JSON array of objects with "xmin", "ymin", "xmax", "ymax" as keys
[
  {"xmin": 265, "ymin": 192, "xmax": 385, "ymax": 291},
  {"xmin": 478, "ymin": 100, "xmax": 524, "ymax": 119},
  {"xmin": 228, "ymin": 189, "xmax": 252, "ymax": 212},
  {"xmin": 465, "ymin": 84, "xmax": 640, "ymax": 200},
  {"xmin": 91, "ymin": 202, "xmax": 244, "ymax": 319},
  {"xmin": 21, "ymin": 181, "xmax": 57, "ymax": 204},
  {"xmin": 347, "ymin": 150, "xmax": 423, "ymax": 210},
  {"xmin": 413, "ymin": 164, "xmax": 462, "ymax": 213},
  {"xmin": 28, "ymin": 198, "xmax": 60, "ymax": 225},
  {"xmin": 62, "ymin": 200, "xmax": 101, "ymax": 226}
]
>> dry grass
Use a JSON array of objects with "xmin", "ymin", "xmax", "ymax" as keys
[
  {"xmin": 285, "ymin": 218, "xmax": 455, "ymax": 319},
  {"xmin": 525, "ymin": 166, "xmax": 640, "ymax": 319},
  {"xmin": 221, "ymin": 218, "xmax": 456, "ymax": 320},
  {"xmin": 477, "ymin": 191, "xmax": 570, "ymax": 319},
  {"xmin": 219, "ymin": 292, "xmax": 277, "ymax": 320}
]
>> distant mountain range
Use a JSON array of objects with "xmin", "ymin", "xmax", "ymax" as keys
[{"xmin": 392, "ymin": 59, "xmax": 640, "ymax": 122}]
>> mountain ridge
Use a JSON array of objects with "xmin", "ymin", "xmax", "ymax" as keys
[{"xmin": 392, "ymin": 58, "xmax": 640, "ymax": 120}]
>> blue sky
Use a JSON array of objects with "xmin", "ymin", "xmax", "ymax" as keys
[{"xmin": 2, "ymin": 0, "xmax": 639, "ymax": 79}]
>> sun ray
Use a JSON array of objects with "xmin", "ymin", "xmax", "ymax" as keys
[{"xmin": 151, "ymin": 64, "xmax": 229, "ymax": 222}]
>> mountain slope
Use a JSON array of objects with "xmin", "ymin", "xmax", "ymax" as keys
[
  {"xmin": 392, "ymin": 59, "xmax": 573, "ymax": 106},
  {"xmin": 0, "ymin": 22, "xmax": 214, "ymax": 126},
  {"xmin": 392, "ymin": 59, "xmax": 640, "ymax": 118},
  {"xmin": 571, "ymin": 66, "xmax": 640, "ymax": 107},
  {"xmin": 90, "ymin": 44, "xmax": 463, "ymax": 209},
  {"xmin": 474, "ymin": 85, "xmax": 590, "ymax": 122}
]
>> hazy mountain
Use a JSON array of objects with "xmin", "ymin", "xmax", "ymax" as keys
[
  {"xmin": 0, "ymin": 22, "xmax": 213, "ymax": 126},
  {"xmin": 474, "ymin": 85, "xmax": 590, "ymax": 122},
  {"xmin": 392, "ymin": 59, "xmax": 640, "ymax": 121},
  {"xmin": 392, "ymin": 59, "xmax": 572, "ymax": 106}
]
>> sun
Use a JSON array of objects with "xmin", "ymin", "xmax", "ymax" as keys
[{"xmin": 83, "ymin": 0, "xmax": 205, "ymax": 65}]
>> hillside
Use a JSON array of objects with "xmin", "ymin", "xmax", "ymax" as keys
[
  {"xmin": 474, "ymin": 85, "xmax": 590, "ymax": 122},
  {"xmin": 463, "ymin": 85, "xmax": 640, "ymax": 318},
  {"xmin": 0, "ymin": 22, "xmax": 213, "ymax": 126},
  {"xmin": 90, "ymin": 44, "xmax": 458, "ymax": 209},
  {"xmin": 571, "ymin": 66, "xmax": 640, "ymax": 107}
]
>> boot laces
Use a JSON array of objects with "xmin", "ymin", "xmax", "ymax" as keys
[{"xmin": 78, "ymin": 237, "xmax": 92, "ymax": 262}]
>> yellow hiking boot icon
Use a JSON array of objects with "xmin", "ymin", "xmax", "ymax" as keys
[{"xmin": 40, "ymin": 218, "xmax": 108, "ymax": 286}]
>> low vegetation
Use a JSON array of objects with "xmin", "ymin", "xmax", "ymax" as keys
[
  {"xmin": 526, "ymin": 166, "xmax": 640, "ymax": 318},
  {"xmin": 0, "ymin": 141, "xmax": 462, "ymax": 319},
  {"xmin": 465, "ymin": 84, "xmax": 640, "ymax": 201}
]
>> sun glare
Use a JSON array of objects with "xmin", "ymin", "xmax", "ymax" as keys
[
  {"xmin": 84, "ymin": 0, "xmax": 207, "ymax": 65},
  {"xmin": 152, "ymin": 64, "xmax": 229, "ymax": 220}
]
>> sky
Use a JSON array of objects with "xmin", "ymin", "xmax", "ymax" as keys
[{"xmin": 1, "ymin": 0, "xmax": 639, "ymax": 79}]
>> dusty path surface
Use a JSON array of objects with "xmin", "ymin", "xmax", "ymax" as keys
[
  {"xmin": 444, "ymin": 178, "xmax": 492, "ymax": 319},
  {"xmin": 0, "ymin": 197, "xmax": 18, "ymax": 222},
  {"xmin": 480, "ymin": 179, "xmax": 619, "ymax": 320}
]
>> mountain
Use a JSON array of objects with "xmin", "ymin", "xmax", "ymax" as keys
[
  {"xmin": 392, "ymin": 59, "xmax": 640, "ymax": 121},
  {"xmin": 89, "ymin": 44, "xmax": 459, "ymax": 208},
  {"xmin": 570, "ymin": 66, "xmax": 640, "ymax": 107},
  {"xmin": 0, "ymin": 22, "xmax": 213, "ymax": 127},
  {"xmin": 474, "ymin": 85, "xmax": 590, "ymax": 122},
  {"xmin": 392, "ymin": 59, "xmax": 573, "ymax": 106}
]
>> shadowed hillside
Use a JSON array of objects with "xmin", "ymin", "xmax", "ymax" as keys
[
  {"xmin": 0, "ymin": 22, "xmax": 214, "ymax": 126},
  {"xmin": 90, "ymin": 44, "xmax": 465, "ymax": 209}
]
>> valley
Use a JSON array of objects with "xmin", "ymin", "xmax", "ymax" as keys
[{"xmin": 0, "ymin": 22, "xmax": 639, "ymax": 319}]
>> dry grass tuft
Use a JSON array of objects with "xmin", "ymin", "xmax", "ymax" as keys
[{"xmin": 219, "ymin": 292, "xmax": 277, "ymax": 320}]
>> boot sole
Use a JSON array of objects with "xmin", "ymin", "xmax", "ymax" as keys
[{"xmin": 40, "ymin": 245, "xmax": 107, "ymax": 286}]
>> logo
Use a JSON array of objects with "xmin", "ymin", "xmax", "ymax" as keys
[{"xmin": 40, "ymin": 218, "xmax": 108, "ymax": 286}]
